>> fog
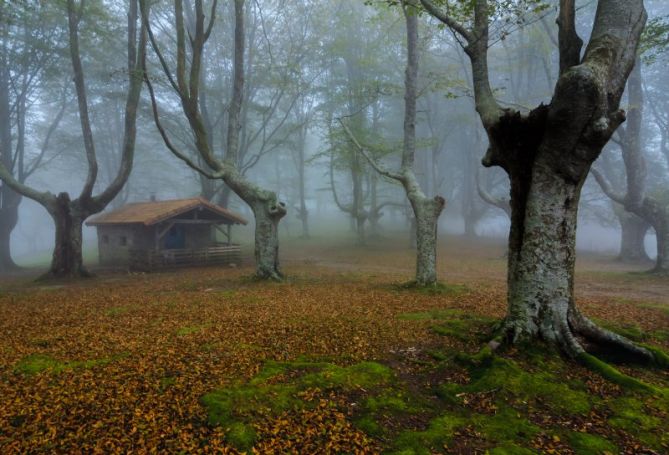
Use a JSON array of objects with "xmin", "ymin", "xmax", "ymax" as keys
[{"xmin": 1, "ymin": 0, "xmax": 668, "ymax": 272}]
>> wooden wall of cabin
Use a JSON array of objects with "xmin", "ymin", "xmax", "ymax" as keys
[{"xmin": 97, "ymin": 225, "xmax": 153, "ymax": 266}]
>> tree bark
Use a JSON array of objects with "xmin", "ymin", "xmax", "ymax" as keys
[
  {"xmin": 616, "ymin": 210, "xmax": 650, "ymax": 263},
  {"xmin": 504, "ymin": 161, "xmax": 580, "ymax": 344},
  {"xmin": 412, "ymin": 196, "xmax": 445, "ymax": 286},
  {"xmin": 251, "ymin": 198, "xmax": 285, "ymax": 280},
  {"xmin": 45, "ymin": 193, "xmax": 91, "ymax": 279},
  {"xmin": 0, "ymin": 189, "xmax": 20, "ymax": 271}
]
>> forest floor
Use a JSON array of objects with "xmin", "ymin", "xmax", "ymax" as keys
[{"xmin": 1, "ymin": 234, "xmax": 668, "ymax": 454}]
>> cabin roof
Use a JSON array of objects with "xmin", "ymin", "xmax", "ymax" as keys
[{"xmin": 86, "ymin": 197, "xmax": 248, "ymax": 227}]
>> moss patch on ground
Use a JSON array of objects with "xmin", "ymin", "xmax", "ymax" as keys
[
  {"xmin": 14, "ymin": 353, "xmax": 120, "ymax": 375},
  {"xmin": 567, "ymin": 432, "xmax": 618, "ymax": 455},
  {"xmin": 439, "ymin": 352, "xmax": 594, "ymax": 415},
  {"xmin": 608, "ymin": 395, "xmax": 669, "ymax": 448},
  {"xmin": 392, "ymin": 281, "xmax": 469, "ymax": 296},
  {"xmin": 399, "ymin": 309, "xmax": 497, "ymax": 342},
  {"xmin": 201, "ymin": 360, "xmax": 395, "ymax": 450}
]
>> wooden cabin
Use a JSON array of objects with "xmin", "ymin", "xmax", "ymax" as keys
[{"xmin": 86, "ymin": 197, "xmax": 248, "ymax": 270}]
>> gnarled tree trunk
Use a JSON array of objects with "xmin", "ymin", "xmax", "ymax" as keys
[{"xmin": 46, "ymin": 193, "xmax": 91, "ymax": 279}]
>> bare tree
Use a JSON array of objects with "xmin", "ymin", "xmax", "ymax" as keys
[
  {"xmin": 342, "ymin": 1, "xmax": 445, "ymax": 286},
  {"xmin": 0, "ymin": 4, "xmax": 67, "ymax": 271},
  {"xmin": 0, "ymin": 0, "xmax": 146, "ymax": 278},
  {"xmin": 141, "ymin": 0, "xmax": 287, "ymax": 280}
]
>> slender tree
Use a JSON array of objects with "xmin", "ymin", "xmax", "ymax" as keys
[
  {"xmin": 0, "ymin": 0, "xmax": 146, "ymax": 278},
  {"xmin": 419, "ymin": 0, "xmax": 667, "ymax": 368},
  {"xmin": 342, "ymin": 1, "xmax": 445, "ymax": 286}
]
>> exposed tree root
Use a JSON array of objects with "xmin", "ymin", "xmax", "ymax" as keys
[
  {"xmin": 254, "ymin": 268, "xmax": 284, "ymax": 282},
  {"xmin": 492, "ymin": 311, "xmax": 669, "ymax": 395}
]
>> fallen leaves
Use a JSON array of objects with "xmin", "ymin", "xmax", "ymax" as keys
[{"xmin": 0, "ymin": 247, "xmax": 667, "ymax": 453}]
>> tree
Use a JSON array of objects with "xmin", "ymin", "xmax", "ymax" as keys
[
  {"xmin": 0, "ymin": 3, "xmax": 67, "ymax": 272},
  {"xmin": 419, "ymin": 0, "xmax": 667, "ymax": 368},
  {"xmin": 593, "ymin": 59, "xmax": 669, "ymax": 273},
  {"xmin": 141, "ymin": 0, "xmax": 287, "ymax": 280},
  {"xmin": 342, "ymin": 1, "xmax": 445, "ymax": 286},
  {"xmin": 0, "ymin": 0, "xmax": 146, "ymax": 278},
  {"xmin": 593, "ymin": 137, "xmax": 651, "ymax": 263}
]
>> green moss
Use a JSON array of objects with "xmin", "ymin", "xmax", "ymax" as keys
[
  {"xmin": 600, "ymin": 322, "xmax": 648, "ymax": 342},
  {"xmin": 608, "ymin": 396, "xmax": 668, "ymax": 448},
  {"xmin": 354, "ymin": 415, "xmax": 383, "ymax": 436},
  {"xmin": 577, "ymin": 353, "xmax": 659, "ymax": 393},
  {"xmin": 391, "ymin": 414, "xmax": 465, "ymax": 454},
  {"xmin": 176, "ymin": 326, "xmax": 204, "ymax": 336},
  {"xmin": 14, "ymin": 354, "xmax": 115, "ymax": 375},
  {"xmin": 639, "ymin": 344, "xmax": 669, "ymax": 369},
  {"xmin": 488, "ymin": 444, "xmax": 536, "ymax": 454},
  {"xmin": 432, "ymin": 315, "xmax": 496, "ymax": 342},
  {"xmin": 201, "ymin": 360, "xmax": 394, "ymax": 451},
  {"xmin": 441, "ymin": 352, "xmax": 592, "ymax": 415},
  {"xmin": 364, "ymin": 392, "xmax": 413, "ymax": 413},
  {"xmin": 393, "ymin": 281, "xmax": 468, "ymax": 296},
  {"xmin": 106, "ymin": 306, "xmax": 130, "ymax": 317},
  {"xmin": 567, "ymin": 432, "xmax": 617, "ymax": 455},
  {"xmin": 399, "ymin": 309, "xmax": 496, "ymax": 342},
  {"xmin": 474, "ymin": 409, "xmax": 539, "ymax": 443},
  {"xmin": 225, "ymin": 422, "xmax": 257, "ymax": 451},
  {"xmin": 159, "ymin": 376, "xmax": 177, "ymax": 391},
  {"xmin": 398, "ymin": 309, "xmax": 464, "ymax": 321},
  {"xmin": 649, "ymin": 329, "xmax": 669, "ymax": 341}
]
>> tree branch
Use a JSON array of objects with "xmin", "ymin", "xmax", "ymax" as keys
[
  {"xmin": 591, "ymin": 168, "xmax": 626, "ymax": 205},
  {"xmin": 337, "ymin": 118, "xmax": 403, "ymax": 182}
]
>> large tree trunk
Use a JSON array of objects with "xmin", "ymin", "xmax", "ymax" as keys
[
  {"xmin": 411, "ymin": 196, "xmax": 445, "ymax": 286},
  {"xmin": 504, "ymin": 163, "xmax": 580, "ymax": 344},
  {"xmin": 45, "ymin": 193, "xmax": 91, "ymax": 279},
  {"xmin": 617, "ymin": 210, "xmax": 650, "ymax": 263},
  {"xmin": 499, "ymin": 149, "xmax": 655, "ymax": 365}
]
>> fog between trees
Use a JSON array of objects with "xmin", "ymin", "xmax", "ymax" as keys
[{"xmin": 0, "ymin": 1, "xmax": 667, "ymax": 283}]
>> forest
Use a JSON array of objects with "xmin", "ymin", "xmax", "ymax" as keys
[{"xmin": 1, "ymin": 0, "xmax": 668, "ymax": 453}]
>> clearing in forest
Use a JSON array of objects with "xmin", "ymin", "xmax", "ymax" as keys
[{"xmin": 1, "ymin": 236, "xmax": 668, "ymax": 453}]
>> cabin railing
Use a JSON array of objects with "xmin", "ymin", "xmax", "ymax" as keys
[{"xmin": 129, "ymin": 244, "xmax": 241, "ymax": 271}]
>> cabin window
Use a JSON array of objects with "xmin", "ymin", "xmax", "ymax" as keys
[
  {"xmin": 102, "ymin": 235, "xmax": 109, "ymax": 244},
  {"xmin": 119, "ymin": 236, "xmax": 127, "ymax": 247}
]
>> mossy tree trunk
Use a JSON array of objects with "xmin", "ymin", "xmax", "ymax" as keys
[{"xmin": 420, "ymin": 0, "xmax": 665, "ymax": 365}]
